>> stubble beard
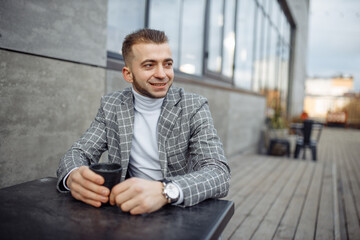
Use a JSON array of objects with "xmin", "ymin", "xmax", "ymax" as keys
[{"xmin": 132, "ymin": 74, "xmax": 172, "ymax": 99}]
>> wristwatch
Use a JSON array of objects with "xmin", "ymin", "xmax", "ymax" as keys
[{"xmin": 161, "ymin": 179, "xmax": 180, "ymax": 204}]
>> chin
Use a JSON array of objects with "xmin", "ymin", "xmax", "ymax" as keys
[{"xmin": 152, "ymin": 92, "xmax": 167, "ymax": 98}]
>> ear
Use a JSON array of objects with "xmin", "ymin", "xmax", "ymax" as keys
[{"xmin": 122, "ymin": 66, "xmax": 133, "ymax": 83}]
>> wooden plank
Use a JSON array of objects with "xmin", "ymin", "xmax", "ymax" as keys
[
  {"xmin": 345, "ymin": 141, "xmax": 360, "ymax": 222},
  {"xmin": 294, "ymin": 161, "xmax": 324, "ymax": 240},
  {"xmin": 273, "ymin": 162, "xmax": 316, "ymax": 240},
  {"xmin": 331, "ymin": 139, "xmax": 348, "ymax": 240},
  {"xmin": 223, "ymin": 158, "xmax": 285, "ymax": 239},
  {"xmin": 316, "ymin": 128, "xmax": 339, "ymax": 239},
  {"xmin": 315, "ymin": 161, "xmax": 334, "ymax": 239},
  {"xmin": 225, "ymin": 157, "xmax": 282, "ymax": 206},
  {"xmin": 338, "ymin": 142, "xmax": 360, "ymax": 239},
  {"xmin": 230, "ymin": 160, "xmax": 298, "ymax": 240},
  {"xmin": 225, "ymin": 157, "xmax": 275, "ymax": 206},
  {"xmin": 251, "ymin": 161, "xmax": 308, "ymax": 240},
  {"xmin": 228, "ymin": 154, "xmax": 255, "ymax": 170},
  {"xmin": 332, "ymin": 163, "xmax": 341, "ymax": 240},
  {"xmin": 226, "ymin": 156, "xmax": 266, "ymax": 200}
]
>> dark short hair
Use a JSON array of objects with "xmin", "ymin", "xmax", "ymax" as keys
[{"xmin": 122, "ymin": 28, "xmax": 169, "ymax": 65}]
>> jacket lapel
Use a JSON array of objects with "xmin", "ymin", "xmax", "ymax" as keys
[
  {"xmin": 157, "ymin": 87, "xmax": 182, "ymax": 177},
  {"xmin": 116, "ymin": 88, "xmax": 134, "ymax": 181}
]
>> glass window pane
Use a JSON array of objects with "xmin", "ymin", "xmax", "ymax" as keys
[
  {"xmin": 268, "ymin": 26, "xmax": 278, "ymax": 91},
  {"xmin": 107, "ymin": 0, "xmax": 145, "ymax": 54},
  {"xmin": 179, "ymin": 0, "xmax": 206, "ymax": 75},
  {"xmin": 207, "ymin": 0, "xmax": 224, "ymax": 73},
  {"xmin": 262, "ymin": 0, "xmax": 271, "ymax": 15},
  {"xmin": 234, "ymin": 0, "xmax": 256, "ymax": 90},
  {"xmin": 150, "ymin": 0, "xmax": 205, "ymax": 75},
  {"xmin": 262, "ymin": 17, "xmax": 270, "ymax": 91},
  {"xmin": 149, "ymin": 0, "xmax": 182, "ymax": 70},
  {"xmin": 285, "ymin": 21, "xmax": 291, "ymax": 44},
  {"xmin": 253, "ymin": 6, "xmax": 265, "ymax": 92},
  {"xmin": 280, "ymin": 41, "xmax": 290, "ymax": 112},
  {"xmin": 270, "ymin": 0, "xmax": 279, "ymax": 27},
  {"xmin": 222, "ymin": 0, "xmax": 236, "ymax": 78}
]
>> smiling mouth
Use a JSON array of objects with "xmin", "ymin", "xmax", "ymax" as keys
[{"xmin": 150, "ymin": 83, "xmax": 167, "ymax": 86}]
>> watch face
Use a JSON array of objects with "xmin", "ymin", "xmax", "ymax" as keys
[{"xmin": 166, "ymin": 183, "xmax": 180, "ymax": 199}]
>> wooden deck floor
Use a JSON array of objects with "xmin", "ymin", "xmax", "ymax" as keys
[{"xmin": 223, "ymin": 128, "xmax": 360, "ymax": 240}]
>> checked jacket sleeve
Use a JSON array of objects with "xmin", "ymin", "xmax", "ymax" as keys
[{"xmin": 162, "ymin": 90, "xmax": 231, "ymax": 207}]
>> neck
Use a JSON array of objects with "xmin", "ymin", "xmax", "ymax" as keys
[{"xmin": 132, "ymin": 88, "xmax": 164, "ymax": 113}]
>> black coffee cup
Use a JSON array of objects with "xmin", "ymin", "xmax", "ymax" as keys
[{"xmin": 89, "ymin": 163, "xmax": 122, "ymax": 190}]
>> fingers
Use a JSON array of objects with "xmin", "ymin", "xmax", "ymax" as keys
[
  {"xmin": 110, "ymin": 178, "xmax": 167, "ymax": 215},
  {"xmin": 82, "ymin": 167, "xmax": 105, "ymax": 185},
  {"xmin": 109, "ymin": 179, "xmax": 132, "ymax": 206},
  {"xmin": 67, "ymin": 166, "xmax": 110, "ymax": 207},
  {"xmin": 70, "ymin": 187, "xmax": 105, "ymax": 207}
]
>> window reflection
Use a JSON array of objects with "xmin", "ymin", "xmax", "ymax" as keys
[
  {"xmin": 207, "ymin": 0, "xmax": 224, "ymax": 73},
  {"xmin": 149, "ymin": 0, "xmax": 181, "ymax": 69},
  {"xmin": 222, "ymin": 0, "xmax": 236, "ymax": 78},
  {"xmin": 253, "ymin": 6, "xmax": 265, "ymax": 92},
  {"xmin": 150, "ymin": 0, "xmax": 205, "ymax": 75},
  {"xmin": 107, "ymin": 0, "xmax": 145, "ymax": 55},
  {"xmin": 234, "ymin": 0, "xmax": 256, "ymax": 90},
  {"xmin": 179, "ymin": 0, "xmax": 206, "ymax": 75}
]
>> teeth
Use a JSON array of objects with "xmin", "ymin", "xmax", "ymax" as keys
[{"xmin": 152, "ymin": 83, "xmax": 166, "ymax": 86}]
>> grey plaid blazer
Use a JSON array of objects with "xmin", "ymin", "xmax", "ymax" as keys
[{"xmin": 57, "ymin": 86, "xmax": 230, "ymax": 207}]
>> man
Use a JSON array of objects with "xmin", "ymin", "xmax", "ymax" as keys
[{"xmin": 57, "ymin": 28, "xmax": 230, "ymax": 215}]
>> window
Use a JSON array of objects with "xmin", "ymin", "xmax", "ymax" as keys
[
  {"xmin": 206, "ymin": 0, "xmax": 236, "ymax": 81},
  {"xmin": 105, "ymin": 0, "xmax": 293, "ymax": 111},
  {"xmin": 234, "ymin": 0, "xmax": 256, "ymax": 90},
  {"xmin": 149, "ymin": 0, "xmax": 181, "ymax": 69},
  {"xmin": 150, "ymin": 0, "xmax": 206, "ymax": 75},
  {"xmin": 222, "ymin": 0, "xmax": 236, "ymax": 78},
  {"xmin": 107, "ymin": 0, "xmax": 146, "ymax": 56},
  {"xmin": 178, "ymin": 0, "xmax": 206, "ymax": 75},
  {"xmin": 252, "ymin": 6, "xmax": 265, "ymax": 92},
  {"xmin": 207, "ymin": 0, "xmax": 224, "ymax": 74}
]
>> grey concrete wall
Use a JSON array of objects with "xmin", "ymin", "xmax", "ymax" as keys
[
  {"xmin": 287, "ymin": 0, "xmax": 310, "ymax": 117},
  {"xmin": 0, "ymin": 0, "xmax": 107, "ymax": 188},
  {"xmin": 0, "ymin": 0, "xmax": 107, "ymax": 67},
  {"xmin": 106, "ymin": 69, "xmax": 131, "ymax": 94},
  {"xmin": 175, "ymin": 83, "xmax": 266, "ymax": 157},
  {"xmin": 0, "ymin": 49, "xmax": 105, "ymax": 188},
  {"xmin": 225, "ymin": 93, "xmax": 266, "ymax": 156}
]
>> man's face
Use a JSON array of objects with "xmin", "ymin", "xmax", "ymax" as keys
[{"xmin": 123, "ymin": 42, "xmax": 174, "ymax": 98}]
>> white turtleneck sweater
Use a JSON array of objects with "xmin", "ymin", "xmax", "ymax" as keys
[
  {"xmin": 128, "ymin": 89, "xmax": 164, "ymax": 180},
  {"xmin": 129, "ymin": 88, "xmax": 183, "ymax": 205}
]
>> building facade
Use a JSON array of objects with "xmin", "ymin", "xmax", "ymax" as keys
[
  {"xmin": 304, "ymin": 76, "xmax": 360, "ymax": 127},
  {"xmin": 0, "ymin": 0, "xmax": 310, "ymax": 188}
]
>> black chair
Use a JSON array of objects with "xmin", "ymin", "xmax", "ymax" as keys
[{"xmin": 294, "ymin": 119, "xmax": 323, "ymax": 161}]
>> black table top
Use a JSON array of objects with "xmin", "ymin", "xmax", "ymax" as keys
[{"xmin": 0, "ymin": 177, "xmax": 234, "ymax": 240}]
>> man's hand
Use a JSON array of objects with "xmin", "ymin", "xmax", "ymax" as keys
[
  {"xmin": 109, "ymin": 178, "xmax": 168, "ymax": 215},
  {"xmin": 66, "ymin": 166, "xmax": 110, "ymax": 207}
]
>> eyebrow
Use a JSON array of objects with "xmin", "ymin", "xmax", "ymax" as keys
[{"xmin": 140, "ymin": 58, "xmax": 173, "ymax": 65}]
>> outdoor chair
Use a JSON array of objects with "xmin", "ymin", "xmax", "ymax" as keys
[{"xmin": 293, "ymin": 119, "xmax": 323, "ymax": 161}]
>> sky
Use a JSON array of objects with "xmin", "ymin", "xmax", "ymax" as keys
[{"xmin": 307, "ymin": 0, "xmax": 360, "ymax": 92}]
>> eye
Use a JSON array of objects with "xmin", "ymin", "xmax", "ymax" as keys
[
  {"xmin": 165, "ymin": 62, "xmax": 173, "ymax": 68},
  {"xmin": 144, "ymin": 63, "xmax": 153, "ymax": 68}
]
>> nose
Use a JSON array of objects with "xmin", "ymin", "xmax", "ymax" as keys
[{"xmin": 154, "ymin": 65, "xmax": 166, "ymax": 79}]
